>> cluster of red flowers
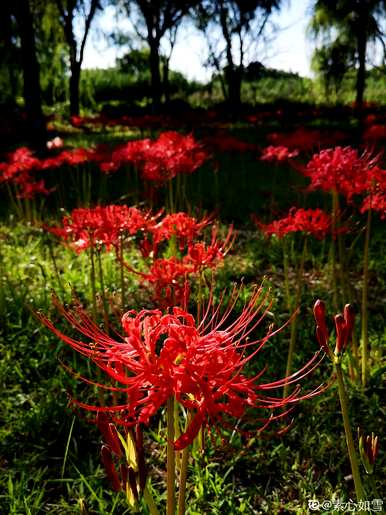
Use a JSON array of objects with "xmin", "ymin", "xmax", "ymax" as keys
[
  {"xmin": 49, "ymin": 206, "xmax": 232, "ymax": 308},
  {"xmin": 145, "ymin": 211, "xmax": 212, "ymax": 255},
  {"xmin": 38, "ymin": 288, "xmax": 324, "ymax": 450},
  {"xmin": 305, "ymin": 146, "xmax": 386, "ymax": 217},
  {"xmin": 358, "ymin": 166, "xmax": 386, "ymax": 218},
  {"xmin": 256, "ymin": 208, "xmax": 332, "ymax": 239},
  {"xmin": 260, "ymin": 146, "xmax": 299, "ymax": 162},
  {"xmin": 267, "ymin": 128, "xmax": 346, "ymax": 152},
  {"xmin": 48, "ymin": 205, "xmax": 154, "ymax": 252},
  {"xmin": 135, "ymin": 216, "xmax": 233, "ymax": 309},
  {"xmin": 0, "ymin": 147, "xmax": 52, "ymax": 199},
  {"xmin": 99, "ymin": 131, "xmax": 209, "ymax": 182},
  {"xmin": 304, "ymin": 146, "xmax": 380, "ymax": 199}
]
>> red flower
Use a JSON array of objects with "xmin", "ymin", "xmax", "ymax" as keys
[
  {"xmin": 305, "ymin": 146, "xmax": 381, "ymax": 200},
  {"xmin": 260, "ymin": 146, "xmax": 299, "ymax": 162},
  {"xmin": 360, "ymin": 192, "xmax": 386, "ymax": 219},
  {"xmin": 255, "ymin": 208, "xmax": 332, "ymax": 239},
  {"xmin": 99, "ymin": 132, "xmax": 209, "ymax": 183},
  {"xmin": 48, "ymin": 205, "xmax": 153, "ymax": 252},
  {"xmin": 38, "ymin": 288, "xmax": 325, "ymax": 449},
  {"xmin": 137, "ymin": 257, "xmax": 194, "ymax": 308},
  {"xmin": 149, "ymin": 212, "xmax": 212, "ymax": 254},
  {"xmin": 17, "ymin": 179, "xmax": 53, "ymax": 200},
  {"xmin": 183, "ymin": 226, "xmax": 234, "ymax": 271},
  {"xmin": 0, "ymin": 147, "xmax": 40, "ymax": 183}
]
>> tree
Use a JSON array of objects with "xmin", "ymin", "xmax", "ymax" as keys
[
  {"xmin": 55, "ymin": 0, "xmax": 101, "ymax": 116},
  {"xmin": 310, "ymin": 0, "xmax": 386, "ymax": 109},
  {"xmin": 1, "ymin": 1, "xmax": 21, "ymax": 104},
  {"xmin": 122, "ymin": 0, "xmax": 200, "ymax": 108},
  {"xmin": 12, "ymin": 0, "xmax": 46, "ymax": 146},
  {"xmin": 311, "ymin": 39, "xmax": 354, "ymax": 102},
  {"xmin": 195, "ymin": 0, "xmax": 281, "ymax": 107}
]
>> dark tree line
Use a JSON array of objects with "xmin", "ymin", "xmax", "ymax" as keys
[{"xmin": 2, "ymin": 0, "xmax": 386, "ymax": 146}]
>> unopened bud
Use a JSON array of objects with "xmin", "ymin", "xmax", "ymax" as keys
[
  {"xmin": 334, "ymin": 314, "xmax": 347, "ymax": 354},
  {"xmin": 358, "ymin": 430, "xmax": 379, "ymax": 474},
  {"xmin": 101, "ymin": 445, "xmax": 121, "ymax": 491},
  {"xmin": 313, "ymin": 300, "xmax": 329, "ymax": 353}
]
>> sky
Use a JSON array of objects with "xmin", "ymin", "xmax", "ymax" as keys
[{"xmin": 83, "ymin": 0, "xmax": 314, "ymax": 81}]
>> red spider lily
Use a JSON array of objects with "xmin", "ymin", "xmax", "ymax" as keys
[
  {"xmin": 183, "ymin": 226, "xmax": 234, "ymax": 271},
  {"xmin": 124, "ymin": 225, "xmax": 234, "ymax": 306},
  {"xmin": 260, "ymin": 146, "xmax": 299, "ymax": 162},
  {"xmin": 47, "ymin": 205, "xmax": 154, "ymax": 252},
  {"xmin": 0, "ymin": 147, "xmax": 41, "ymax": 183},
  {"xmin": 358, "ymin": 166, "xmax": 386, "ymax": 218},
  {"xmin": 149, "ymin": 212, "xmax": 212, "ymax": 254},
  {"xmin": 0, "ymin": 147, "xmax": 53, "ymax": 200},
  {"xmin": 38, "ymin": 287, "xmax": 325, "ymax": 450},
  {"xmin": 98, "ymin": 139, "xmax": 152, "ymax": 174},
  {"xmin": 267, "ymin": 128, "xmax": 347, "ymax": 152},
  {"xmin": 255, "ymin": 208, "xmax": 332, "ymax": 240},
  {"xmin": 40, "ymin": 147, "xmax": 91, "ymax": 169},
  {"xmin": 99, "ymin": 132, "xmax": 208, "ymax": 183},
  {"xmin": 360, "ymin": 192, "xmax": 386, "ymax": 219},
  {"xmin": 305, "ymin": 146, "xmax": 381, "ymax": 200},
  {"xmin": 16, "ymin": 179, "xmax": 53, "ymax": 200},
  {"xmin": 134, "ymin": 257, "xmax": 194, "ymax": 308}
]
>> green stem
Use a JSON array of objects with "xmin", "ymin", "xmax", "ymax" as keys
[
  {"xmin": 177, "ymin": 412, "xmax": 192, "ymax": 515},
  {"xmin": 361, "ymin": 207, "xmax": 371, "ymax": 387},
  {"xmin": 47, "ymin": 239, "xmax": 65, "ymax": 297},
  {"xmin": 97, "ymin": 249, "xmax": 109, "ymax": 333},
  {"xmin": 143, "ymin": 484, "xmax": 160, "ymax": 515},
  {"xmin": 168, "ymin": 180, "xmax": 174, "ymax": 213},
  {"xmin": 167, "ymin": 397, "xmax": 176, "ymax": 515},
  {"xmin": 283, "ymin": 237, "xmax": 306, "ymax": 398},
  {"xmin": 283, "ymin": 238, "xmax": 290, "ymax": 311},
  {"xmin": 177, "ymin": 445, "xmax": 190, "ymax": 515},
  {"xmin": 335, "ymin": 362, "xmax": 365, "ymax": 501},
  {"xmin": 331, "ymin": 191, "xmax": 339, "ymax": 310},
  {"xmin": 119, "ymin": 238, "xmax": 126, "ymax": 310},
  {"xmin": 90, "ymin": 244, "xmax": 97, "ymax": 321}
]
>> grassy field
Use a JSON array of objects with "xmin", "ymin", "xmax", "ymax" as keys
[{"xmin": 0, "ymin": 113, "xmax": 385, "ymax": 514}]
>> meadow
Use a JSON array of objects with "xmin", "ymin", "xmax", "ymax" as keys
[{"xmin": 0, "ymin": 107, "xmax": 385, "ymax": 514}]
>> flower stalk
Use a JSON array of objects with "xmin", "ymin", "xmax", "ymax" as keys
[
  {"xmin": 167, "ymin": 396, "xmax": 176, "ymax": 515},
  {"xmin": 335, "ymin": 360, "xmax": 366, "ymax": 501},
  {"xmin": 361, "ymin": 206, "xmax": 371, "ymax": 386}
]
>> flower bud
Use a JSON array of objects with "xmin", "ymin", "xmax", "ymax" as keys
[
  {"xmin": 334, "ymin": 314, "xmax": 347, "ymax": 354},
  {"xmin": 313, "ymin": 300, "xmax": 329, "ymax": 353},
  {"xmin": 358, "ymin": 430, "xmax": 379, "ymax": 474},
  {"xmin": 101, "ymin": 445, "xmax": 121, "ymax": 491}
]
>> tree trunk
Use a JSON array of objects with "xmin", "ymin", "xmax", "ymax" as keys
[
  {"xmin": 163, "ymin": 59, "xmax": 171, "ymax": 104},
  {"xmin": 70, "ymin": 61, "xmax": 81, "ymax": 116},
  {"xmin": 13, "ymin": 0, "xmax": 46, "ymax": 147},
  {"xmin": 355, "ymin": 31, "xmax": 367, "ymax": 110},
  {"xmin": 149, "ymin": 39, "xmax": 162, "ymax": 109},
  {"xmin": 226, "ymin": 66, "xmax": 242, "ymax": 107},
  {"xmin": 219, "ymin": 1, "xmax": 241, "ymax": 107}
]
